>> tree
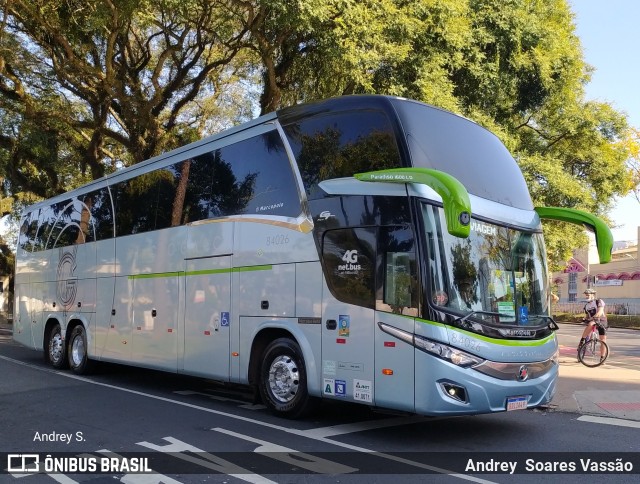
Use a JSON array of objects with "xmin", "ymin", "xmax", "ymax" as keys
[
  {"xmin": 239, "ymin": 0, "xmax": 421, "ymax": 113},
  {"xmin": 0, "ymin": 0, "xmax": 637, "ymax": 270},
  {"xmin": 1, "ymin": 0, "xmax": 251, "ymax": 196}
]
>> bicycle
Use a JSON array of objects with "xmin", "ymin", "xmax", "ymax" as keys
[{"xmin": 577, "ymin": 319, "xmax": 609, "ymax": 367}]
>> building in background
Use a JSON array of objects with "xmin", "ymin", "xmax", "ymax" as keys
[{"xmin": 551, "ymin": 227, "xmax": 639, "ymax": 312}]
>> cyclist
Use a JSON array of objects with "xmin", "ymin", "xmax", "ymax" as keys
[{"xmin": 578, "ymin": 288, "xmax": 608, "ymax": 361}]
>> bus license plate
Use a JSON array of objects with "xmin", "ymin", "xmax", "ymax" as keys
[{"xmin": 506, "ymin": 396, "xmax": 528, "ymax": 411}]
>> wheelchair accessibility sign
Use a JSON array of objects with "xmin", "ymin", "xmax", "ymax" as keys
[{"xmin": 221, "ymin": 312, "xmax": 230, "ymax": 327}]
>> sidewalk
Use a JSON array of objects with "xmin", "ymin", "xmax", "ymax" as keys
[{"xmin": 552, "ymin": 346, "xmax": 640, "ymax": 422}]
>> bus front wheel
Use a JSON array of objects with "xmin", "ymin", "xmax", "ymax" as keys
[
  {"xmin": 45, "ymin": 323, "xmax": 67, "ymax": 369},
  {"xmin": 67, "ymin": 325, "xmax": 95, "ymax": 375},
  {"xmin": 258, "ymin": 338, "xmax": 312, "ymax": 418}
]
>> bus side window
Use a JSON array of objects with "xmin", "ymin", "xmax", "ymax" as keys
[
  {"xmin": 282, "ymin": 110, "xmax": 403, "ymax": 197},
  {"xmin": 19, "ymin": 211, "xmax": 39, "ymax": 252},
  {"xmin": 184, "ymin": 131, "xmax": 302, "ymax": 222},
  {"xmin": 82, "ymin": 188, "xmax": 113, "ymax": 241},
  {"xmin": 322, "ymin": 227, "xmax": 376, "ymax": 309},
  {"xmin": 46, "ymin": 201, "xmax": 79, "ymax": 249},
  {"xmin": 377, "ymin": 226, "xmax": 419, "ymax": 316}
]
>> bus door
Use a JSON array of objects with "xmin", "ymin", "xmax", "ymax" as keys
[
  {"xmin": 373, "ymin": 226, "xmax": 418, "ymax": 413},
  {"xmin": 320, "ymin": 227, "xmax": 376, "ymax": 405},
  {"xmin": 182, "ymin": 222, "xmax": 234, "ymax": 380}
]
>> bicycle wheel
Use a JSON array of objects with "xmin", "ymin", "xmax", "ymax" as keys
[{"xmin": 578, "ymin": 339, "xmax": 609, "ymax": 367}]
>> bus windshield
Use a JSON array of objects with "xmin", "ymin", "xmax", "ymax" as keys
[{"xmin": 422, "ymin": 204, "xmax": 550, "ymax": 329}]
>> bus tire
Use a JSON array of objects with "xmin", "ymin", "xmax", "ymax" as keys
[
  {"xmin": 67, "ymin": 325, "xmax": 95, "ymax": 375},
  {"xmin": 45, "ymin": 323, "xmax": 68, "ymax": 369},
  {"xmin": 259, "ymin": 338, "xmax": 312, "ymax": 419}
]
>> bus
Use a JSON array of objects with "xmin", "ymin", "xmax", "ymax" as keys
[{"xmin": 13, "ymin": 95, "xmax": 613, "ymax": 418}]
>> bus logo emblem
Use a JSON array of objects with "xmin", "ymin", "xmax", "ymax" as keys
[
  {"xmin": 318, "ymin": 211, "xmax": 334, "ymax": 221},
  {"xmin": 57, "ymin": 248, "xmax": 78, "ymax": 310},
  {"xmin": 517, "ymin": 365, "xmax": 529, "ymax": 382}
]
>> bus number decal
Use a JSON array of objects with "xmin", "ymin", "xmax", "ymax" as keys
[
  {"xmin": 450, "ymin": 332, "xmax": 481, "ymax": 352},
  {"xmin": 266, "ymin": 234, "xmax": 290, "ymax": 246}
]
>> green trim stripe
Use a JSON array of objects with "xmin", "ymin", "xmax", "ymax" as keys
[
  {"xmin": 416, "ymin": 318, "xmax": 556, "ymax": 347},
  {"xmin": 232, "ymin": 265, "xmax": 272, "ymax": 273},
  {"xmin": 129, "ymin": 271, "xmax": 182, "ymax": 280},
  {"xmin": 128, "ymin": 264, "xmax": 272, "ymax": 280}
]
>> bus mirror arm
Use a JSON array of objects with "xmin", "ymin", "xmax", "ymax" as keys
[
  {"xmin": 354, "ymin": 168, "xmax": 472, "ymax": 238},
  {"xmin": 534, "ymin": 207, "xmax": 613, "ymax": 264}
]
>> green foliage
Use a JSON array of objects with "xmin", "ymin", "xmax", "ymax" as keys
[{"xmin": 0, "ymin": 0, "xmax": 637, "ymax": 269}]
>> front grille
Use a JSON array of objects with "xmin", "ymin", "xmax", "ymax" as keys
[{"xmin": 473, "ymin": 358, "xmax": 556, "ymax": 381}]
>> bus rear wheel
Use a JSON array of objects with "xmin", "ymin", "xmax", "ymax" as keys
[
  {"xmin": 45, "ymin": 323, "xmax": 67, "ymax": 369},
  {"xmin": 258, "ymin": 338, "xmax": 312, "ymax": 418},
  {"xmin": 67, "ymin": 325, "xmax": 95, "ymax": 375}
]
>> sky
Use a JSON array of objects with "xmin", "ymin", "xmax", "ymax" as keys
[{"xmin": 570, "ymin": 0, "xmax": 640, "ymax": 243}]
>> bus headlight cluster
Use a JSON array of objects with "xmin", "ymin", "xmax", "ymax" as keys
[
  {"xmin": 414, "ymin": 335, "xmax": 484, "ymax": 368},
  {"xmin": 377, "ymin": 322, "xmax": 484, "ymax": 368}
]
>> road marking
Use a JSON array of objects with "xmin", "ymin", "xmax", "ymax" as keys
[
  {"xmin": 92, "ymin": 450, "xmax": 183, "ymax": 484},
  {"xmin": 137, "ymin": 437, "xmax": 276, "ymax": 484},
  {"xmin": 0, "ymin": 354, "xmax": 496, "ymax": 483},
  {"xmin": 212, "ymin": 428, "xmax": 357, "ymax": 474},
  {"xmin": 578, "ymin": 415, "xmax": 640, "ymax": 428},
  {"xmin": 303, "ymin": 415, "xmax": 432, "ymax": 438}
]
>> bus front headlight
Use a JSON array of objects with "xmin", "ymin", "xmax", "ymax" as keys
[
  {"xmin": 414, "ymin": 335, "xmax": 484, "ymax": 368},
  {"xmin": 377, "ymin": 322, "xmax": 484, "ymax": 368}
]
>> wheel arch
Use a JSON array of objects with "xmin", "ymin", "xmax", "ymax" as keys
[
  {"xmin": 247, "ymin": 325, "xmax": 320, "ymax": 396},
  {"xmin": 248, "ymin": 328, "xmax": 293, "ymax": 387},
  {"xmin": 65, "ymin": 318, "xmax": 84, "ymax": 341}
]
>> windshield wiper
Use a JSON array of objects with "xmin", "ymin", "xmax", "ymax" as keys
[
  {"xmin": 453, "ymin": 311, "xmax": 505, "ymax": 330},
  {"xmin": 527, "ymin": 314, "xmax": 559, "ymax": 331},
  {"xmin": 455, "ymin": 311, "xmax": 558, "ymax": 331}
]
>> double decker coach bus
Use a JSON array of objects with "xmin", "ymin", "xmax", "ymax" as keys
[{"xmin": 14, "ymin": 95, "xmax": 612, "ymax": 418}]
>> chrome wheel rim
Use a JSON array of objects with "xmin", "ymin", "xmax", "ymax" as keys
[
  {"xmin": 71, "ymin": 334, "xmax": 85, "ymax": 367},
  {"xmin": 267, "ymin": 355, "xmax": 299, "ymax": 403},
  {"xmin": 49, "ymin": 331, "xmax": 63, "ymax": 364}
]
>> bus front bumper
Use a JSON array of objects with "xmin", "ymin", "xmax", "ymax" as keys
[{"xmin": 414, "ymin": 354, "xmax": 558, "ymax": 416}]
